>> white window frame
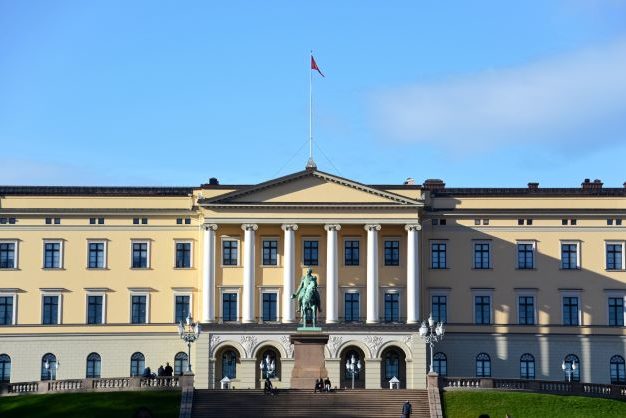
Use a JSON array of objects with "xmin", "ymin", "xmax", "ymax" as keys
[
  {"xmin": 174, "ymin": 240, "xmax": 194, "ymax": 269},
  {"xmin": 605, "ymin": 241, "xmax": 625, "ymax": 271},
  {"xmin": 471, "ymin": 289, "xmax": 494, "ymax": 325},
  {"xmin": 219, "ymin": 287, "xmax": 241, "ymax": 323},
  {"xmin": 173, "ymin": 291, "xmax": 193, "ymax": 323},
  {"xmin": 382, "ymin": 287, "xmax": 402, "ymax": 322},
  {"xmin": 516, "ymin": 240, "xmax": 536, "ymax": 269},
  {"xmin": 130, "ymin": 240, "xmax": 151, "ymax": 269},
  {"xmin": 341, "ymin": 287, "xmax": 362, "ymax": 322},
  {"xmin": 430, "ymin": 240, "xmax": 448, "ymax": 269},
  {"xmin": 343, "ymin": 236, "xmax": 362, "ymax": 267},
  {"xmin": 0, "ymin": 240, "xmax": 19, "ymax": 269},
  {"xmin": 87, "ymin": 239, "xmax": 108, "ymax": 269},
  {"xmin": 604, "ymin": 290, "xmax": 626, "ymax": 327},
  {"xmin": 41, "ymin": 292, "xmax": 62, "ymax": 325},
  {"xmin": 261, "ymin": 236, "xmax": 281, "ymax": 267},
  {"xmin": 129, "ymin": 292, "xmax": 150, "ymax": 324},
  {"xmin": 560, "ymin": 290, "xmax": 582, "ymax": 326},
  {"xmin": 42, "ymin": 239, "xmax": 64, "ymax": 269},
  {"xmin": 515, "ymin": 289, "xmax": 538, "ymax": 325},
  {"xmin": 429, "ymin": 288, "xmax": 451, "ymax": 323},
  {"xmin": 85, "ymin": 292, "xmax": 107, "ymax": 324},
  {"xmin": 221, "ymin": 237, "xmax": 240, "ymax": 267},
  {"xmin": 258, "ymin": 287, "xmax": 281, "ymax": 323},
  {"xmin": 560, "ymin": 240, "xmax": 581, "ymax": 270},
  {"xmin": 0, "ymin": 292, "xmax": 17, "ymax": 325},
  {"xmin": 472, "ymin": 240, "xmax": 492, "ymax": 269}
]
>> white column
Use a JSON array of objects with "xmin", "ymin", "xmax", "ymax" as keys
[
  {"xmin": 365, "ymin": 224, "xmax": 381, "ymax": 323},
  {"xmin": 281, "ymin": 224, "xmax": 298, "ymax": 323},
  {"xmin": 324, "ymin": 224, "xmax": 341, "ymax": 324},
  {"xmin": 241, "ymin": 223, "xmax": 258, "ymax": 323},
  {"xmin": 406, "ymin": 223, "xmax": 422, "ymax": 324},
  {"xmin": 202, "ymin": 224, "xmax": 218, "ymax": 323}
]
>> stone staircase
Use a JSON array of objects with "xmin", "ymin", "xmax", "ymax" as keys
[{"xmin": 191, "ymin": 389, "xmax": 430, "ymax": 418}]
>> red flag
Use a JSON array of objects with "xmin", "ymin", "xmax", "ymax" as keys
[{"xmin": 311, "ymin": 55, "xmax": 324, "ymax": 77}]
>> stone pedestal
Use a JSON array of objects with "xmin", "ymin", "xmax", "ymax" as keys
[{"xmin": 290, "ymin": 333, "xmax": 329, "ymax": 389}]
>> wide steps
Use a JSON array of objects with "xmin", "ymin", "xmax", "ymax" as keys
[{"xmin": 192, "ymin": 389, "xmax": 430, "ymax": 418}]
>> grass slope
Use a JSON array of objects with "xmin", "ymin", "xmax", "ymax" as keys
[
  {"xmin": 443, "ymin": 390, "xmax": 626, "ymax": 418},
  {"xmin": 0, "ymin": 390, "xmax": 180, "ymax": 418}
]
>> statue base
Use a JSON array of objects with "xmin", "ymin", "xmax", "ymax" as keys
[
  {"xmin": 289, "ymin": 333, "xmax": 329, "ymax": 389},
  {"xmin": 296, "ymin": 326, "xmax": 322, "ymax": 332}
]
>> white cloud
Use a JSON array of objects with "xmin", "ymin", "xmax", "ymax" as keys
[{"xmin": 371, "ymin": 39, "xmax": 626, "ymax": 153}]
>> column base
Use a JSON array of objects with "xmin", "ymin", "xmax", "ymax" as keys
[
  {"xmin": 406, "ymin": 319, "xmax": 419, "ymax": 324},
  {"xmin": 366, "ymin": 319, "xmax": 379, "ymax": 324},
  {"xmin": 325, "ymin": 320, "xmax": 339, "ymax": 324},
  {"xmin": 242, "ymin": 319, "xmax": 256, "ymax": 324},
  {"xmin": 282, "ymin": 319, "xmax": 297, "ymax": 324}
]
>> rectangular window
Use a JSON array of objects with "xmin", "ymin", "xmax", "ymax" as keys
[
  {"xmin": 609, "ymin": 297, "xmax": 624, "ymax": 326},
  {"xmin": 383, "ymin": 240, "xmax": 400, "ymax": 266},
  {"xmin": 384, "ymin": 292, "xmax": 400, "ymax": 322},
  {"xmin": 517, "ymin": 243, "xmax": 534, "ymax": 269},
  {"xmin": 43, "ymin": 242, "xmax": 61, "ymax": 269},
  {"xmin": 432, "ymin": 295, "xmax": 447, "ymax": 323},
  {"xmin": 473, "ymin": 243, "xmax": 490, "ymax": 269},
  {"xmin": 262, "ymin": 240, "xmax": 278, "ymax": 266},
  {"xmin": 222, "ymin": 240, "xmax": 238, "ymax": 266},
  {"xmin": 0, "ymin": 242, "xmax": 16, "ymax": 269},
  {"xmin": 42, "ymin": 295, "xmax": 60, "ymax": 325},
  {"xmin": 303, "ymin": 240, "xmax": 319, "ymax": 266},
  {"xmin": 131, "ymin": 295, "xmax": 147, "ymax": 324},
  {"xmin": 561, "ymin": 243, "xmax": 579, "ymax": 269},
  {"xmin": 344, "ymin": 240, "xmax": 360, "ymax": 266},
  {"xmin": 132, "ymin": 242, "xmax": 149, "ymax": 268},
  {"xmin": 344, "ymin": 292, "xmax": 360, "ymax": 322},
  {"xmin": 88, "ymin": 242, "xmax": 106, "ymax": 269},
  {"xmin": 222, "ymin": 293, "xmax": 237, "ymax": 321},
  {"xmin": 431, "ymin": 243, "xmax": 447, "ymax": 269},
  {"xmin": 518, "ymin": 296, "xmax": 535, "ymax": 325},
  {"xmin": 87, "ymin": 295, "xmax": 104, "ymax": 324},
  {"xmin": 176, "ymin": 242, "xmax": 192, "ymax": 268},
  {"xmin": 562, "ymin": 296, "xmax": 579, "ymax": 326},
  {"xmin": 607, "ymin": 243, "xmax": 623, "ymax": 270},
  {"xmin": 0, "ymin": 296, "xmax": 14, "ymax": 325},
  {"xmin": 262, "ymin": 293, "xmax": 278, "ymax": 322},
  {"xmin": 474, "ymin": 295, "xmax": 491, "ymax": 325},
  {"xmin": 175, "ymin": 295, "xmax": 190, "ymax": 323},
  {"xmin": 133, "ymin": 218, "xmax": 140, "ymax": 225}
]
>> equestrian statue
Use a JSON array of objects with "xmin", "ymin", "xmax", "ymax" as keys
[{"xmin": 292, "ymin": 268, "xmax": 321, "ymax": 328}]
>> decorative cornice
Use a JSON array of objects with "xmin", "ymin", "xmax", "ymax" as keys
[
  {"xmin": 281, "ymin": 224, "xmax": 299, "ymax": 232},
  {"xmin": 324, "ymin": 224, "xmax": 342, "ymax": 232},
  {"xmin": 405, "ymin": 223, "xmax": 422, "ymax": 231},
  {"xmin": 364, "ymin": 224, "xmax": 381, "ymax": 232},
  {"xmin": 241, "ymin": 223, "xmax": 258, "ymax": 231}
]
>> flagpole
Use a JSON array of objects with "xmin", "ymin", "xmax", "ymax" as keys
[{"xmin": 309, "ymin": 51, "xmax": 313, "ymax": 163}]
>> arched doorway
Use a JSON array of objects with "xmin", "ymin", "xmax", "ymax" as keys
[
  {"xmin": 214, "ymin": 346, "xmax": 241, "ymax": 388},
  {"xmin": 340, "ymin": 346, "xmax": 366, "ymax": 389},
  {"xmin": 255, "ymin": 346, "xmax": 281, "ymax": 388},
  {"xmin": 380, "ymin": 346, "xmax": 406, "ymax": 388}
]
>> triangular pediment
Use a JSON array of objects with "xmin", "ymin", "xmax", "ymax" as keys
[{"xmin": 200, "ymin": 170, "xmax": 422, "ymax": 206}]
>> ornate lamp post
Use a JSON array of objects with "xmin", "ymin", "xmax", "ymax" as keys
[
  {"xmin": 419, "ymin": 314, "xmax": 445, "ymax": 374},
  {"xmin": 562, "ymin": 360, "xmax": 578, "ymax": 383},
  {"xmin": 259, "ymin": 354, "xmax": 276, "ymax": 379},
  {"xmin": 345, "ymin": 354, "xmax": 362, "ymax": 389},
  {"xmin": 177, "ymin": 313, "xmax": 200, "ymax": 373},
  {"xmin": 44, "ymin": 359, "xmax": 60, "ymax": 380}
]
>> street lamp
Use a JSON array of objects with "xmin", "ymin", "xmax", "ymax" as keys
[
  {"xmin": 177, "ymin": 313, "xmax": 200, "ymax": 373},
  {"xmin": 259, "ymin": 353, "xmax": 276, "ymax": 379},
  {"xmin": 419, "ymin": 314, "xmax": 445, "ymax": 374},
  {"xmin": 44, "ymin": 359, "xmax": 60, "ymax": 380},
  {"xmin": 345, "ymin": 354, "xmax": 362, "ymax": 389},
  {"xmin": 561, "ymin": 360, "xmax": 578, "ymax": 382}
]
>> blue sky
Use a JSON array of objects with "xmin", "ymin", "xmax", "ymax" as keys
[{"xmin": 1, "ymin": 1, "xmax": 626, "ymax": 187}]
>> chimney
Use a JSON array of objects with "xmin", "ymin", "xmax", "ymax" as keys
[
  {"xmin": 581, "ymin": 178, "xmax": 602, "ymax": 191},
  {"xmin": 404, "ymin": 177, "xmax": 416, "ymax": 185},
  {"xmin": 208, "ymin": 177, "xmax": 219, "ymax": 185},
  {"xmin": 528, "ymin": 182, "xmax": 539, "ymax": 190},
  {"xmin": 423, "ymin": 179, "xmax": 445, "ymax": 191}
]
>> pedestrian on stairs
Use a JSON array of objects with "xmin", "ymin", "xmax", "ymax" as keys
[{"xmin": 401, "ymin": 400, "xmax": 412, "ymax": 418}]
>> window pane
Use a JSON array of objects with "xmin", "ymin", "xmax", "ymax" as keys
[
  {"xmin": 131, "ymin": 295, "xmax": 147, "ymax": 324},
  {"xmin": 175, "ymin": 295, "xmax": 190, "ymax": 323},
  {"xmin": 345, "ymin": 293, "xmax": 360, "ymax": 322},
  {"xmin": 0, "ymin": 296, "xmax": 14, "ymax": 325},
  {"xmin": 43, "ymin": 296, "xmax": 59, "ymax": 324},
  {"xmin": 303, "ymin": 240, "xmax": 319, "ymax": 266},
  {"xmin": 262, "ymin": 293, "xmax": 277, "ymax": 321},
  {"xmin": 176, "ymin": 243, "xmax": 191, "ymax": 268},
  {"xmin": 87, "ymin": 295, "xmax": 103, "ymax": 324}
]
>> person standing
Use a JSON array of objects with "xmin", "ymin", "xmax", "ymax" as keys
[
  {"xmin": 164, "ymin": 362, "xmax": 173, "ymax": 376},
  {"xmin": 401, "ymin": 400, "xmax": 412, "ymax": 418},
  {"xmin": 157, "ymin": 365, "xmax": 165, "ymax": 377}
]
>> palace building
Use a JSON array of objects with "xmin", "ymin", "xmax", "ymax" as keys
[{"xmin": 1, "ymin": 167, "xmax": 625, "ymax": 389}]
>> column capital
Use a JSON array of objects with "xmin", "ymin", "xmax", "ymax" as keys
[
  {"xmin": 281, "ymin": 224, "xmax": 299, "ymax": 232},
  {"xmin": 364, "ymin": 224, "xmax": 381, "ymax": 232},
  {"xmin": 405, "ymin": 223, "xmax": 422, "ymax": 231},
  {"xmin": 241, "ymin": 223, "xmax": 258, "ymax": 231},
  {"xmin": 203, "ymin": 224, "xmax": 218, "ymax": 231},
  {"xmin": 324, "ymin": 224, "xmax": 342, "ymax": 232}
]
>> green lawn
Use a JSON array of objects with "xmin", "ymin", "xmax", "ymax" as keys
[
  {"xmin": 0, "ymin": 390, "xmax": 180, "ymax": 418},
  {"xmin": 443, "ymin": 390, "xmax": 626, "ymax": 418}
]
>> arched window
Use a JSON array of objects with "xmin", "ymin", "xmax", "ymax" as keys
[
  {"xmin": 41, "ymin": 353, "xmax": 57, "ymax": 381},
  {"xmin": 610, "ymin": 355, "xmax": 625, "ymax": 384},
  {"xmin": 563, "ymin": 354, "xmax": 580, "ymax": 382},
  {"xmin": 0, "ymin": 354, "xmax": 11, "ymax": 383},
  {"xmin": 174, "ymin": 352, "xmax": 188, "ymax": 376},
  {"xmin": 475, "ymin": 353, "xmax": 491, "ymax": 377},
  {"xmin": 433, "ymin": 352, "xmax": 447, "ymax": 376},
  {"xmin": 383, "ymin": 350, "xmax": 400, "ymax": 380},
  {"xmin": 520, "ymin": 353, "xmax": 535, "ymax": 379},
  {"xmin": 222, "ymin": 350, "xmax": 237, "ymax": 379},
  {"xmin": 86, "ymin": 353, "xmax": 101, "ymax": 378},
  {"xmin": 130, "ymin": 352, "xmax": 145, "ymax": 377}
]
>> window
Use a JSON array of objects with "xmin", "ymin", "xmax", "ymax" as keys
[
  {"xmin": 262, "ymin": 292, "xmax": 278, "ymax": 321},
  {"xmin": 344, "ymin": 292, "xmax": 360, "ymax": 322},
  {"xmin": 43, "ymin": 241, "xmax": 62, "ymax": 269},
  {"xmin": 176, "ymin": 217, "xmax": 191, "ymax": 225},
  {"xmin": 133, "ymin": 218, "xmax": 140, "ymax": 225},
  {"xmin": 474, "ymin": 295, "xmax": 491, "ymax": 325},
  {"xmin": 563, "ymin": 354, "xmax": 580, "ymax": 382},
  {"xmin": 432, "ymin": 218, "xmax": 447, "ymax": 226},
  {"xmin": 175, "ymin": 295, "xmax": 190, "ymax": 323},
  {"xmin": 131, "ymin": 295, "xmax": 147, "ymax": 324},
  {"xmin": 384, "ymin": 240, "xmax": 400, "ymax": 266},
  {"xmin": 174, "ymin": 352, "xmax": 188, "ymax": 376},
  {"xmin": 42, "ymin": 295, "xmax": 60, "ymax": 325},
  {"xmin": 517, "ymin": 243, "xmax": 534, "ymax": 269},
  {"xmin": 473, "ymin": 242, "xmax": 490, "ymax": 269},
  {"xmin": 41, "ymin": 353, "xmax": 57, "ymax": 381},
  {"xmin": 88, "ymin": 242, "xmax": 106, "ymax": 268},
  {"xmin": 561, "ymin": 243, "xmax": 579, "ymax": 269},
  {"xmin": 608, "ymin": 297, "xmax": 624, "ymax": 326},
  {"xmin": 562, "ymin": 296, "xmax": 580, "ymax": 326},
  {"xmin": 618, "ymin": 219, "xmax": 623, "ymax": 226},
  {"xmin": 433, "ymin": 353, "xmax": 447, "ymax": 376},
  {"xmin": 0, "ymin": 242, "xmax": 16, "ymax": 269},
  {"xmin": 520, "ymin": 353, "xmax": 535, "ymax": 379},
  {"xmin": 0, "ymin": 296, "xmax": 14, "ymax": 325},
  {"xmin": 175, "ymin": 242, "xmax": 192, "ymax": 268},
  {"xmin": 87, "ymin": 295, "xmax": 104, "ymax": 324},
  {"xmin": 262, "ymin": 239, "xmax": 278, "ymax": 266},
  {"xmin": 86, "ymin": 353, "xmax": 101, "ymax": 378},
  {"xmin": 0, "ymin": 218, "xmax": 16, "ymax": 224},
  {"xmin": 518, "ymin": 219, "xmax": 524, "ymax": 225},
  {"xmin": 518, "ymin": 296, "xmax": 535, "ymax": 325},
  {"xmin": 222, "ymin": 350, "xmax": 237, "ymax": 379},
  {"xmin": 344, "ymin": 240, "xmax": 360, "ymax": 266},
  {"xmin": 222, "ymin": 240, "xmax": 238, "ymax": 266},
  {"xmin": 431, "ymin": 242, "xmax": 447, "ymax": 269},
  {"xmin": 0, "ymin": 354, "xmax": 10, "ymax": 383},
  {"xmin": 383, "ymin": 350, "xmax": 401, "ymax": 381},
  {"xmin": 606, "ymin": 243, "xmax": 624, "ymax": 270},
  {"xmin": 90, "ymin": 217, "xmax": 105, "ymax": 225},
  {"xmin": 303, "ymin": 240, "xmax": 319, "ymax": 266},
  {"xmin": 131, "ymin": 242, "xmax": 149, "ymax": 268},
  {"xmin": 132, "ymin": 217, "xmax": 148, "ymax": 225},
  {"xmin": 475, "ymin": 353, "xmax": 491, "ymax": 377},
  {"xmin": 431, "ymin": 295, "xmax": 447, "ymax": 323},
  {"xmin": 610, "ymin": 355, "xmax": 626, "ymax": 384},
  {"xmin": 384, "ymin": 292, "xmax": 400, "ymax": 322},
  {"xmin": 222, "ymin": 293, "xmax": 237, "ymax": 321},
  {"xmin": 45, "ymin": 217, "xmax": 61, "ymax": 225},
  {"xmin": 130, "ymin": 352, "xmax": 145, "ymax": 377}
]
